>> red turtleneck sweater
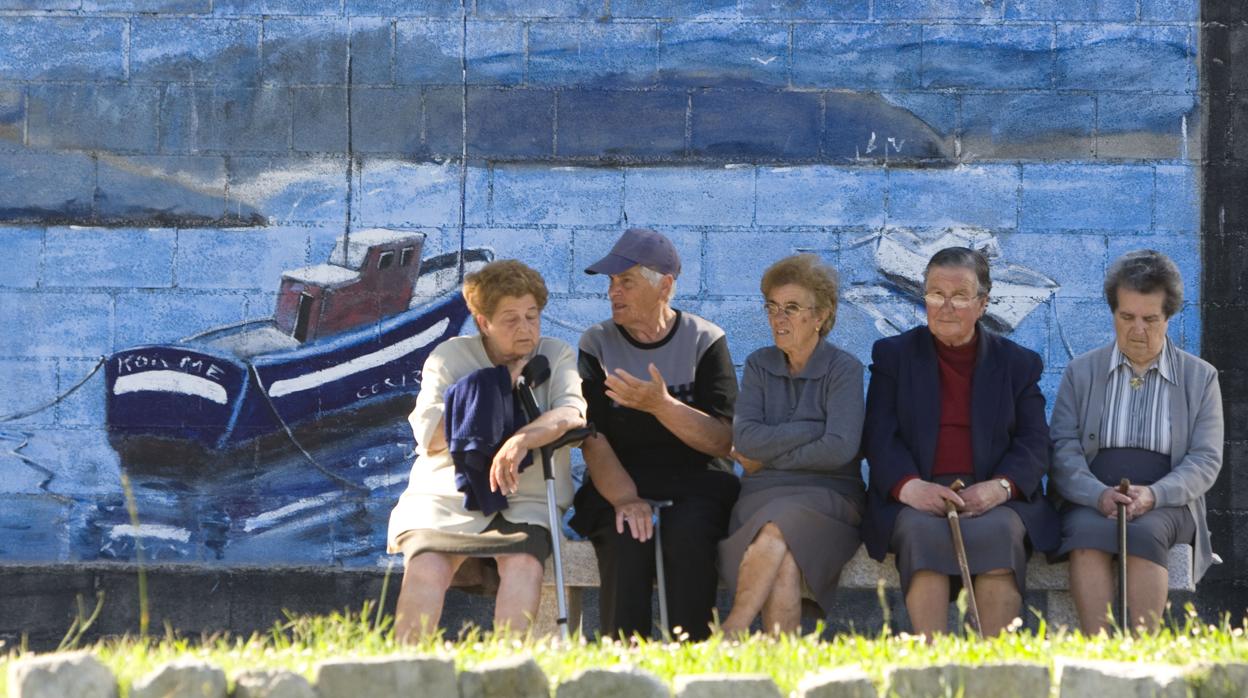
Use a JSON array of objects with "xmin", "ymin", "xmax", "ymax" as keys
[{"xmin": 932, "ymin": 333, "xmax": 977, "ymax": 476}]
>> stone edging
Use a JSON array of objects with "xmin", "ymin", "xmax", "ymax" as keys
[{"xmin": 7, "ymin": 652, "xmax": 1248, "ymax": 697}]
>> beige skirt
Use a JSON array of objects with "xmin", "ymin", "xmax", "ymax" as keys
[{"xmin": 396, "ymin": 515, "xmax": 551, "ymax": 596}]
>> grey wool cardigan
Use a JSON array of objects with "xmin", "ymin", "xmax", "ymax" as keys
[{"xmin": 1049, "ymin": 341, "xmax": 1224, "ymax": 582}]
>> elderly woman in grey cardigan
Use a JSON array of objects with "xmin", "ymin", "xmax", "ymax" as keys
[
  {"xmin": 1051, "ymin": 250, "xmax": 1223, "ymax": 633},
  {"xmin": 718, "ymin": 254, "xmax": 864, "ymax": 635}
]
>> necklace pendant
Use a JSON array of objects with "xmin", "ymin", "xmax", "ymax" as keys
[{"xmin": 1129, "ymin": 376, "xmax": 1143, "ymax": 390}]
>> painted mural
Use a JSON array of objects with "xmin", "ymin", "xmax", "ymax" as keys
[
  {"xmin": 105, "ymin": 232, "xmax": 487, "ymax": 453},
  {"xmin": 0, "ymin": 0, "xmax": 1202, "ymax": 569}
]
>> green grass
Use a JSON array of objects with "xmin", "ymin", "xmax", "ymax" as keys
[{"xmin": 3, "ymin": 605, "xmax": 1248, "ymax": 696}]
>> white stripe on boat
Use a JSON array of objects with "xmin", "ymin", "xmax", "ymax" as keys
[
  {"xmin": 266, "ymin": 317, "xmax": 450, "ymax": 398},
  {"xmin": 113, "ymin": 371, "xmax": 229, "ymax": 405},
  {"xmin": 108, "ymin": 524, "xmax": 192, "ymax": 543},
  {"xmin": 243, "ymin": 494, "xmax": 342, "ymax": 532}
]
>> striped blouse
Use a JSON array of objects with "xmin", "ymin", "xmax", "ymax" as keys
[{"xmin": 1100, "ymin": 338, "xmax": 1175, "ymax": 455}]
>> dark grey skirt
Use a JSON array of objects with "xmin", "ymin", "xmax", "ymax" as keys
[
  {"xmin": 1054, "ymin": 447, "xmax": 1195, "ymax": 566},
  {"xmin": 396, "ymin": 515, "xmax": 551, "ymax": 596},
  {"xmin": 717, "ymin": 485, "xmax": 863, "ymax": 614},
  {"xmin": 891, "ymin": 504, "xmax": 1028, "ymax": 596},
  {"xmin": 1054, "ymin": 506, "xmax": 1194, "ymax": 566}
]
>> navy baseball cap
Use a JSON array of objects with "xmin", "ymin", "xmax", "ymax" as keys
[{"xmin": 584, "ymin": 228, "xmax": 682, "ymax": 278}]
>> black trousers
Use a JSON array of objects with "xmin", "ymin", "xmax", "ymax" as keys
[{"xmin": 588, "ymin": 494, "xmax": 732, "ymax": 641}]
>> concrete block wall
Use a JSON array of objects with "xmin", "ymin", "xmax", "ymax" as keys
[{"xmin": 0, "ymin": 0, "xmax": 1216, "ymax": 630}]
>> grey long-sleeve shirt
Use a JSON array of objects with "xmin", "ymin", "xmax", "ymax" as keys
[{"xmin": 732, "ymin": 340, "xmax": 866, "ymax": 502}]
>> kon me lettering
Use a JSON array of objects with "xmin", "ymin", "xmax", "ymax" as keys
[{"xmin": 116, "ymin": 353, "xmax": 227, "ymax": 383}]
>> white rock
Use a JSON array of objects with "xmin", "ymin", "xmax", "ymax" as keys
[
  {"xmin": 231, "ymin": 669, "xmax": 315, "ymax": 698},
  {"xmin": 131, "ymin": 659, "xmax": 226, "ymax": 698},
  {"xmin": 796, "ymin": 666, "xmax": 878, "ymax": 698},
  {"xmin": 459, "ymin": 655, "xmax": 549, "ymax": 698},
  {"xmin": 555, "ymin": 666, "xmax": 670, "ymax": 698},
  {"xmin": 1057, "ymin": 659, "xmax": 1191, "ymax": 698},
  {"xmin": 961, "ymin": 663, "xmax": 1049, "ymax": 698},
  {"xmin": 885, "ymin": 665, "xmax": 959, "ymax": 698},
  {"xmin": 674, "ymin": 674, "xmax": 782, "ymax": 698},
  {"xmin": 1197, "ymin": 662, "xmax": 1248, "ymax": 698},
  {"xmin": 7, "ymin": 652, "xmax": 117, "ymax": 698},
  {"xmin": 887, "ymin": 663, "xmax": 1048, "ymax": 698},
  {"xmin": 314, "ymin": 656, "xmax": 457, "ymax": 698}
]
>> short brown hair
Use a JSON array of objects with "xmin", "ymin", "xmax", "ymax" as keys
[
  {"xmin": 462, "ymin": 259, "xmax": 549, "ymax": 318},
  {"xmin": 1104, "ymin": 249, "xmax": 1183, "ymax": 318},
  {"xmin": 760, "ymin": 254, "xmax": 839, "ymax": 337}
]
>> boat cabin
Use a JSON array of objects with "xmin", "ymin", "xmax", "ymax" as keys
[{"xmin": 275, "ymin": 229, "xmax": 426, "ymax": 342}]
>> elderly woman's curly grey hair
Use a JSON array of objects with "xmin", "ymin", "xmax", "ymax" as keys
[
  {"xmin": 760, "ymin": 254, "xmax": 839, "ymax": 337},
  {"xmin": 1103, "ymin": 249, "xmax": 1183, "ymax": 318}
]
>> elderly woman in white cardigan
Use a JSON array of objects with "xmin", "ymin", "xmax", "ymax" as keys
[
  {"xmin": 1050, "ymin": 250, "xmax": 1223, "ymax": 633},
  {"xmin": 387, "ymin": 260, "xmax": 586, "ymax": 641}
]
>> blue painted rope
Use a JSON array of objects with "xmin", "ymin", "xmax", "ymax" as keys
[
  {"xmin": 0, "ymin": 355, "xmax": 105, "ymax": 424},
  {"xmin": 247, "ymin": 362, "xmax": 370, "ymax": 495}
]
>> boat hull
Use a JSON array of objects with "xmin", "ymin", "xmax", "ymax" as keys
[
  {"xmin": 105, "ymin": 294, "xmax": 470, "ymax": 451},
  {"xmin": 106, "ymin": 345, "xmax": 249, "ymax": 449}
]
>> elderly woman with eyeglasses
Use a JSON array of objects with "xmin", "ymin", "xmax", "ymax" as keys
[
  {"xmin": 862, "ymin": 246, "xmax": 1059, "ymax": 638},
  {"xmin": 718, "ymin": 254, "xmax": 865, "ymax": 635},
  {"xmin": 1050, "ymin": 250, "xmax": 1222, "ymax": 633}
]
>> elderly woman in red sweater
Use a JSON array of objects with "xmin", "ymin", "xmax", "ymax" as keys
[{"xmin": 862, "ymin": 246, "xmax": 1059, "ymax": 637}]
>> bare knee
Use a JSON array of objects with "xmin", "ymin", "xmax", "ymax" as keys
[
  {"xmin": 909, "ymin": 570, "xmax": 946, "ymax": 587},
  {"xmin": 906, "ymin": 571, "xmax": 949, "ymax": 600},
  {"xmin": 496, "ymin": 553, "xmax": 544, "ymax": 585},
  {"xmin": 404, "ymin": 553, "xmax": 458, "ymax": 591},
  {"xmin": 1125, "ymin": 555, "xmax": 1166, "ymax": 574},
  {"xmin": 758, "ymin": 522, "xmax": 785, "ymax": 542},
  {"xmin": 776, "ymin": 551, "xmax": 799, "ymax": 580},
  {"xmin": 975, "ymin": 568, "xmax": 1017, "ymax": 590},
  {"xmin": 749, "ymin": 522, "xmax": 789, "ymax": 554},
  {"xmin": 1071, "ymin": 548, "xmax": 1111, "ymax": 564}
]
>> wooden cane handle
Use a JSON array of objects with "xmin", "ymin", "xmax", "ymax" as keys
[
  {"xmin": 945, "ymin": 479, "xmax": 966, "ymax": 516},
  {"xmin": 1117, "ymin": 478, "xmax": 1130, "ymax": 495}
]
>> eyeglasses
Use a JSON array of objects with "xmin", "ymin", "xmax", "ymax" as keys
[
  {"xmin": 763, "ymin": 301, "xmax": 816, "ymax": 318},
  {"xmin": 923, "ymin": 292, "xmax": 981, "ymax": 310}
]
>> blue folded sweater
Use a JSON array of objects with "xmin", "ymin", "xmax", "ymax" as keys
[{"xmin": 443, "ymin": 364, "xmax": 532, "ymax": 515}]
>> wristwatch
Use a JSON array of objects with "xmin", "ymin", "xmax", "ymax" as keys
[{"xmin": 997, "ymin": 478, "xmax": 1012, "ymax": 499}]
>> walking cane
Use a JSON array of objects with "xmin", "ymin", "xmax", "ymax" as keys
[
  {"xmin": 945, "ymin": 479, "xmax": 982, "ymax": 636},
  {"xmin": 1116, "ymin": 478, "xmax": 1131, "ymax": 631},
  {"xmin": 514, "ymin": 355, "xmax": 595, "ymax": 641},
  {"xmin": 644, "ymin": 499, "xmax": 674, "ymax": 636}
]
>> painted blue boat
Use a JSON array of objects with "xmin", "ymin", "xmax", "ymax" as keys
[{"xmin": 105, "ymin": 231, "xmax": 490, "ymax": 452}]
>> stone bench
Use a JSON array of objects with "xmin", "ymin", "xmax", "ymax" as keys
[{"xmin": 538, "ymin": 539, "xmax": 1195, "ymax": 634}]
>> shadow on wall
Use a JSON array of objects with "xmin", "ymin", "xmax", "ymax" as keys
[{"xmin": 0, "ymin": 25, "xmax": 1198, "ymax": 226}]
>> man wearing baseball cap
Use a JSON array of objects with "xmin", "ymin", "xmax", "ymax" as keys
[{"xmin": 568, "ymin": 227, "xmax": 740, "ymax": 641}]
